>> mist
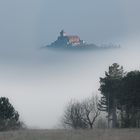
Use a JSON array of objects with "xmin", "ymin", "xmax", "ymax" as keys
[{"xmin": 0, "ymin": 0, "xmax": 140, "ymax": 128}]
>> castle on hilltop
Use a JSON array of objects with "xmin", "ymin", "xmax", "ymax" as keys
[
  {"xmin": 59, "ymin": 30, "xmax": 81, "ymax": 45},
  {"xmin": 48, "ymin": 30, "xmax": 85, "ymax": 48},
  {"xmin": 46, "ymin": 30, "xmax": 120, "ymax": 49}
]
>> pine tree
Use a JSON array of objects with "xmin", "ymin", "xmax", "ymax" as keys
[
  {"xmin": 99, "ymin": 63, "xmax": 124, "ymax": 128},
  {"xmin": 121, "ymin": 71, "xmax": 140, "ymax": 127},
  {"xmin": 0, "ymin": 97, "xmax": 22, "ymax": 131}
]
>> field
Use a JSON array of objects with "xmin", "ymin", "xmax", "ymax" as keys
[{"xmin": 0, "ymin": 129, "xmax": 140, "ymax": 140}]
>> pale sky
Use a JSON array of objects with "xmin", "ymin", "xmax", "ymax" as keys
[{"xmin": 0, "ymin": 0, "xmax": 140, "ymax": 53}]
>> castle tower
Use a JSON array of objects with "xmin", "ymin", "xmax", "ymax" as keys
[{"xmin": 60, "ymin": 30, "xmax": 67, "ymax": 37}]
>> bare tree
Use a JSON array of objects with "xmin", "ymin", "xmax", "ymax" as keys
[
  {"xmin": 62, "ymin": 96, "xmax": 100, "ymax": 129},
  {"xmin": 82, "ymin": 95, "xmax": 100, "ymax": 129},
  {"xmin": 62, "ymin": 100, "xmax": 88, "ymax": 129}
]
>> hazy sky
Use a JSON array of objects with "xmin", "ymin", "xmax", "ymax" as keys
[
  {"xmin": 0, "ymin": 0, "xmax": 140, "ymax": 53},
  {"xmin": 0, "ymin": 0, "xmax": 140, "ymax": 129}
]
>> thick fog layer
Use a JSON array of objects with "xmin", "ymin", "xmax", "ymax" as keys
[{"xmin": 0, "ymin": 0, "xmax": 140, "ymax": 128}]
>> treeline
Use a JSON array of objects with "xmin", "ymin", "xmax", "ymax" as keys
[
  {"xmin": 62, "ymin": 63, "xmax": 140, "ymax": 129},
  {"xmin": 1, "ymin": 63, "xmax": 140, "ymax": 130}
]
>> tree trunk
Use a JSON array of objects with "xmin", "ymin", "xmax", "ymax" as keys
[
  {"xmin": 112, "ymin": 100, "xmax": 117, "ymax": 128},
  {"xmin": 89, "ymin": 123, "xmax": 93, "ymax": 129}
]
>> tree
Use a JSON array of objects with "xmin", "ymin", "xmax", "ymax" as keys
[
  {"xmin": 62, "ymin": 100, "xmax": 88, "ymax": 129},
  {"xmin": 62, "ymin": 96, "xmax": 100, "ymax": 129},
  {"xmin": 120, "ymin": 71, "xmax": 140, "ymax": 128},
  {"xmin": 0, "ymin": 97, "xmax": 22, "ymax": 131},
  {"xmin": 82, "ymin": 96, "xmax": 100, "ymax": 129},
  {"xmin": 99, "ymin": 63, "xmax": 124, "ymax": 128}
]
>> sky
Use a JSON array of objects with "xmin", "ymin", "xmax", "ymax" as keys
[
  {"xmin": 0, "ymin": 0, "xmax": 140, "ymax": 53},
  {"xmin": 0, "ymin": 0, "xmax": 140, "ymax": 129},
  {"xmin": 42, "ymin": 0, "xmax": 140, "ymax": 44}
]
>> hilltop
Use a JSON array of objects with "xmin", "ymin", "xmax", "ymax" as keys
[{"xmin": 46, "ymin": 30, "xmax": 120, "ymax": 50}]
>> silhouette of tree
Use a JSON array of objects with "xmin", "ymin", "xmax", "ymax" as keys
[
  {"xmin": 82, "ymin": 96, "xmax": 100, "ymax": 129},
  {"xmin": 0, "ymin": 97, "xmax": 22, "ymax": 131},
  {"xmin": 99, "ymin": 63, "xmax": 124, "ymax": 128},
  {"xmin": 62, "ymin": 96, "xmax": 100, "ymax": 129},
  {"xmin": 62, "ymin": 100, "xmax": 88, "ymax": 129},
  {"xmin": 120, "ymin": 71, "xmax": 140, "ymax": 128}
]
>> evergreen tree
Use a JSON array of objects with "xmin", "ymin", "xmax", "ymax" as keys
[
  {"xmin": 120, "ymin": 71, "xmax": 140, "ymax": 128},
  {"xmin": 99, "ymin": 63, "xmax": 124, "ymax": 128},
  {"xmin": 0, "ymin": 97, "xmax": 22, "ymax": 131}
]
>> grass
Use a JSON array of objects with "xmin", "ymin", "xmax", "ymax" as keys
[{"xmin": 0, "ymin": 129, "xmax": 140, "ymax": 140}]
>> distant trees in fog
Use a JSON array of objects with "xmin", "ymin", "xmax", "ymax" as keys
[
  {"xmin": 1, "ymin": 63, "xmax": 140, "ymax": 130},
  {"xmin": 0, "ymin": 97, "xmax": 23, "ymax": 131},
  {"xmin": 62, "ymin": 96, "xmax": 100, "ymax": 129}
]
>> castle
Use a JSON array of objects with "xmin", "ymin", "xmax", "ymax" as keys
[
  {"xmin": 59, "ymin": 30, "xmax": 81, "ymax": 45},
  {"xmin": 49, "ymin": 30, "xmax": 84, "ymax": 47},
  {"xmin": 46, "ymin": 30, "xmax": 119, "ymax": 49}
]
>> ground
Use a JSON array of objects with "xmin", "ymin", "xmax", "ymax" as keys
[{"xmin": 0, "ymin": 129, "xmax": 140, "ymax": 140}]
